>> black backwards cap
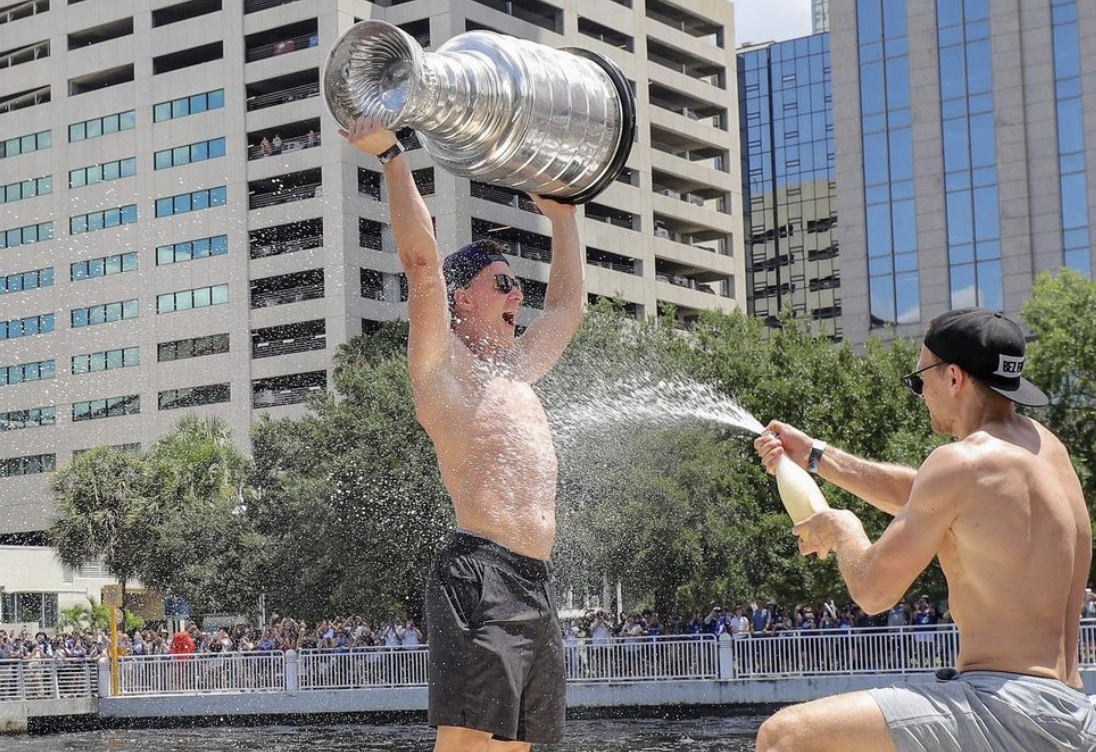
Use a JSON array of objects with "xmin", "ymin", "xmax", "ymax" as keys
[
  {"xmin": 923, "ymin": 307, "xmax": 1048, "ymax": 407},
  {"xmin": 442, "ymin": 240, "xmax": 508, "ymax": 291}
]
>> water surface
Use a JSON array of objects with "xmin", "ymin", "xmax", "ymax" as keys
[{"xmin": 10, "ymin": 716, "xmax": 764, "ymax": 751}]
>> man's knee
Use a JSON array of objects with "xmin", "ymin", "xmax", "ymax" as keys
[{"xmin": 756, "ymin": 706, "xmax": 808, "ymax": 752}]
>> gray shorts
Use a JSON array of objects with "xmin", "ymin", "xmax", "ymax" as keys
[{"xmin": 868, "ymin": 670, "xmax": 1096, "ymax": 752}]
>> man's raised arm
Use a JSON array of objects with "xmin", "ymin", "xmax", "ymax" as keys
[
  {"xmin": 340, "ymin": 118, "xmax": 452, "ymax": 384},
  {"xmin": 505, "ymin": 195, "xmax": 585, "ymax": 382}
]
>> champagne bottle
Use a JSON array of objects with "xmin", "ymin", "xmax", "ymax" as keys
[{"xmin": 773, "ymin": 449, "xmax": 829, "ymax": 524}]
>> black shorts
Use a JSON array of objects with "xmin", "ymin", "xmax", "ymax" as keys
[{"xmin": 424, "ymin": 531, "xmax": 565, "ymax": 744}]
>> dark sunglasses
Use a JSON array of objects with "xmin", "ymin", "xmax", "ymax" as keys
[
  {"xmin": 494, "ymin": 274, "xmax": 522, "ymax": 294},
  {"xmin": 902, "ymin": 361, "xmax": 949, "ymax": 396}
]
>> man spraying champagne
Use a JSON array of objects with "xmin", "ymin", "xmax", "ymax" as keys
[{"xmin": 753, "ymin": 309, "xmax": 1096, "ymax": 752}]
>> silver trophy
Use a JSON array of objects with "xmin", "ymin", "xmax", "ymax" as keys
[{"xmin": 322, "ymin": 20, "xmax": 635, "ymax": 204}]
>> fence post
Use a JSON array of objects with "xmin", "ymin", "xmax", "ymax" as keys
[
  {"xmin": 97, "ymin": 658, "xmax": 112, "ymax": 697},
  {"xmin": 284, "ymin": 649, "xmax": 299, "ymax": 692},
  {"xmin": 717, "ymin": 633, "xmax": 734, "ymax": 680}
]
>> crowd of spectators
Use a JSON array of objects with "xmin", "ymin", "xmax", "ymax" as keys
[
  {"xmin": 0, "ymin": 615, "xmax": 424, "ymax": 660},
  {"xmin": 564, "ymin": 595, "xmax": 955, "ymax": 644}
]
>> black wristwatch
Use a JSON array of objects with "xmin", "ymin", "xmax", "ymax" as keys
[
  {"xmin": 807, "ymin": 440, "xmax": 828, "ymax": 474},
  {"xmin": 377, "ymin": 141, "xmax": 405, "ymax": 164}
]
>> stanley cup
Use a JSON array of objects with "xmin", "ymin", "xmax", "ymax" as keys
[{"xmin": 322, "ymin": 20, "xmax": 636, "ymax": 204}]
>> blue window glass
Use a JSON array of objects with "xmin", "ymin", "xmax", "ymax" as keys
[
  {"xmin": 191, "ymin": 191, "xmax": 208, "ymax": 211},
  {"xmin": 154, "ymin": 102, "xmax": 172, "ymax": 122},
  {"xmin": 155, "ymin": 151, "xmax": 172, "ymax": 170},
  {"xmin": 174, "ymin": 194, "xmax": 192, "ymax": 214},
  {"xmin": 121, "ymin": 205, "xmax": 137, "ymax": 224},
  {"xmin": 190, "ymin": 93, "xmax": 208, "ymax": 114},
  {"xmin": 208, "ymin": 89, "xmax": 225, "ymax": 109},
  {"xmin": 210, "ymin": 187, "xmax": 227, "ymax": 206}
]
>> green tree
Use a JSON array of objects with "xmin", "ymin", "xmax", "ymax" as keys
[
  {"xmin": 48, "ymin": 447, "xmax": 154, "ymax": 604},
  {"xmin": 138, "ymin": 416, "xmax": 266, "ymax": 617},
  {"xmin": 1023, "ymin": 269, "xmax": 1096, "ymax": 583}
]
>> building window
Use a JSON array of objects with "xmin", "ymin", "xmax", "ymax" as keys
[
  {"xmin": 0, "ymin": 454, "xmax": 57, "ymax": 478},
  {"xmin": 0, "ymin": 222, "xmax": 53, "ymax": 250},
  {"xmin": 0, "ymin": 267, "xmax": 53, "ymax": 296},
  {"xmin": 0, "ymin": 592, "xmax": 58, "ymax": 627},
  {"xmin": 0, "ymin": 313, "xmax": 53, "ymax": 340},
  {"xmin": 0, "ymin": 406, "xmax": 56, "ymax": 431},
  {"xmin": 73, "ymin": 394, "xmax": 140, "ymax": 422},
  {"xmin": 0, "ymin": 175, "xmax": 52, "ymax": 205},
  {"xmin": 937, "ymin": 0, "xmax": 1001, "ymax": 311},
  {"xmin": 70, "ymin": 299, "xmax": 139, "ymax": 328},
  {"xmin": 73, "ymin": 444, "xmax": 141, "ymax": 458},
  {"xmin": 69, "ymin": 157, "xmax": 136, "ymax": 189},
  {"xmin": 859, "ymin": 0, "xmax": 919, "ymax": 328},
  {"xmin": 69, "ymin": 205, "xmax": 138, "ymax": 235},
  {"xmin": 153, "ymin": 88, "xmax": 225, "ymax": 122},
  {"xmin": 68, "ymin": 110, "xmax": 136, "ymax": 142},
  {"xmin": 158, "ymin": 333, "xmax": 229, "ymax": 362},
  {"xmin": 1051, "ymin": 0, "xmax": 1090, "ymax": 275},
  {"xmin": 0, "ymin": 130, "xmax": 51, "ymax": 160},
  {"xmin": 158, "ymin": 383, "xmax": 230, "ymax": 411},
  {"xmin": 155, "ymin": 187, "xmax": 227, "ymax": 217},
  {"xmin": 157, "ymin": 283, "xmax": 229, "ymax": 313},
  {"xmin": 0, "ymin": 360, "xmax": 55, "ymax": 386},
  {"xmin": 156, "ymin": 235, "xmax": 228, "ymax": 265},
  {"xmin": 72, "ymin": 347, "xmax": 140, "ymax": 375},
  {"xmin": 71, "ymin": 252, "xmax": 138, "ymax": 281},
  {"xmin": 154, "ymin": 137, "xmax": 226, "ymax": 170}
]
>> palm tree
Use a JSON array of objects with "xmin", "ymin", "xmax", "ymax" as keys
[{"xmin": 49, "ymin": 447, "xmax": 155, "ymax": 607}]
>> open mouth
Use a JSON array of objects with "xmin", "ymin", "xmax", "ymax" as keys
[{"xmin": 502, "ymin": 311, "xmax": 516, "ymax": 327}]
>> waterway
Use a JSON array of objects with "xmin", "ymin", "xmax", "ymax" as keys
[{"xmin": 7, "ymin": 715, "xmax": 765, "ymax": 751}]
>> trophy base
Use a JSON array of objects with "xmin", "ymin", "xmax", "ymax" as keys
[{"xmin": 555, "ymin": 47, "xmax": 637, "ymax": 206}]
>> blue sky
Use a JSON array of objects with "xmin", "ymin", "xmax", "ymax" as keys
[{"xmin": 734, "ymin": 0, "xmax": 813, "ymax": 47}]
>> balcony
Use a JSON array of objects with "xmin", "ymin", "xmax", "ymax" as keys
[
  {"xmin": 470, "ymin": 181, "xmax": 542, "ymax": 215},
  {"xmin": 69, "ymin": 64, "xmax": 134, "ymax": 96},
  {"xmin": 250, "ymin": 218, "xmax": 323, "ymax": 260},
  {"xmin": 245, "ymin": 20, "xmax": 318, "ymax": 64},
  {"xmin": 0, "ymin": 0, "xmax": 47, "ymax": 26},
  {"xmin": 0, "ymin": 39, "xmax": 48, "ymax": 71},
  {"xmin": 650, "ymin": 125, "xmax": 727, "ymax": 172},
  {"xmin": 649, "ymin": 82, "xmax": 725, "ymax": 130},
  {"xmin": 471, "ymin": 218, "xmax": 553, "ymax": 264},
  {"xmin": 153, "ymin": 0, "xmax": 222, "ymax": 27},
  {"xmin": 0, "ymin": 85, "xmax": 49, "ymax": 115},
  {"xmin": 468, "ymin": 0, "xmax": 561, "ymax": 34},
  {"xmin": 578, "ymin": 16, "xmax": 633, "ymax": 52},
  {"xmin": 654, "ymin": 214, "xmax": 729, "ymax": 256},
  {"xmin": 68, "ymin": 17, "xmax": 133, "ymax": 50},
  {"xmin": 246, "ymin": 71, "xmax": 318, "ymax": 112},
  {"xmin": 252, "ymin": 319, "xmax": 325, "ymax": 359},
  {"xmin": 250, "ymin": 269, "xmax": 324, "ymax": 309},
  {"xmin": 249, "ymin": 167, "xmax": 322, "ymax": 210},
  {"xmin": 248, "ymin": 118, "xmax": 320, "ymax": 160},
  {"xmin": 252, "ymin": 370, "xmax": 326, "ymax": 408},
  {"xmin": 645, "ymin": 0, "xmax": 724, "ymax": 49},
  {"xmin": 655, "ymin": 257, "xmax": 732, "ymax": 298},
  {"xmin": 585, "ymin": 202, "xmax": 638, "ymax": 231},
  {"xmin": 360, "ymin": 218, "xmax": 385, "ymax": 251},
  {"xmin": 647, "ymin": 38, "xmax": 725, "ymax": 88},
  {"xmin": 587, "ymin": 247, "xmax": 636, "ymax": 275},
  {"xmin": 358, "ymin": 169, "xmax": 381, "ymax": 201},
  {"xmin": 244, "ymin": 0, "xmax": 304, "ymax": 13},
  {"xmin": 153, "ymin": 42, "xmax": 223, "ymax": 75}
]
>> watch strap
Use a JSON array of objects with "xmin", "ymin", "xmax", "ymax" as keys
[
  {"xmin": 807, "ymin": 440, "xmax": 828, "ymax": 474},
  {"xmin": 377, "ymin": 141, "xmax": 405, "ymax": 164}
]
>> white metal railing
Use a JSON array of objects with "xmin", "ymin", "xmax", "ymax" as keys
[
  {"xmin": 298, "ymin": 647, "xmax": 429, "ymax": 690},
  {"xmin": 248, "ymin": 132, "xmax": 320, "ymax": 160},
  {"xmin": 249, "ymin": 183, "xmax": 322, "ymax": 210},
  {"xmin": 567, "ymin": 634, "xmax": 718, "ymax": 682},
  {"xmin": 246, "ymin": 33, "xmax": 319, "ymax": 63},
  {"xmin": 0, "ymin": 658, "xmax": 97, "ymax": 701},
  {"xmin": 72, "ymin": 621, "xmax": 1096, "ymax": 698},
  {"xmin": 117, "ymin": 652, "xmax": 285, "ymax": 696},
  {"xmin": 246, "ymin": 82, "xmax": 319, "ymax": 112}
]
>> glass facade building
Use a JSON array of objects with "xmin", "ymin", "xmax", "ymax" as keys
[
  {"xmin": 739, "ymin": 33, "xmax": 839, "ymax": 338},
  {"xmin": 830, "ymin": 0, "xmax": 1095, "ymax": 342},
  {"xmin": 858, "ymin": 0, "xmax": 918, "ymax": 329}
]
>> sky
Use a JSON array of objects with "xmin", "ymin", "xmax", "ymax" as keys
[{"xmin": 732, "ymin": 0, "xmax": 814, "ymax": 47}]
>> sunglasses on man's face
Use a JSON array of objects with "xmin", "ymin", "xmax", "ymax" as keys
[
  {"xmin": 494, "ymin": 274, "xmax": 522, "ymax": 294},
  {"xmin": 902, "ymin": 361, "xmax": 949, "ymax": 397}
]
